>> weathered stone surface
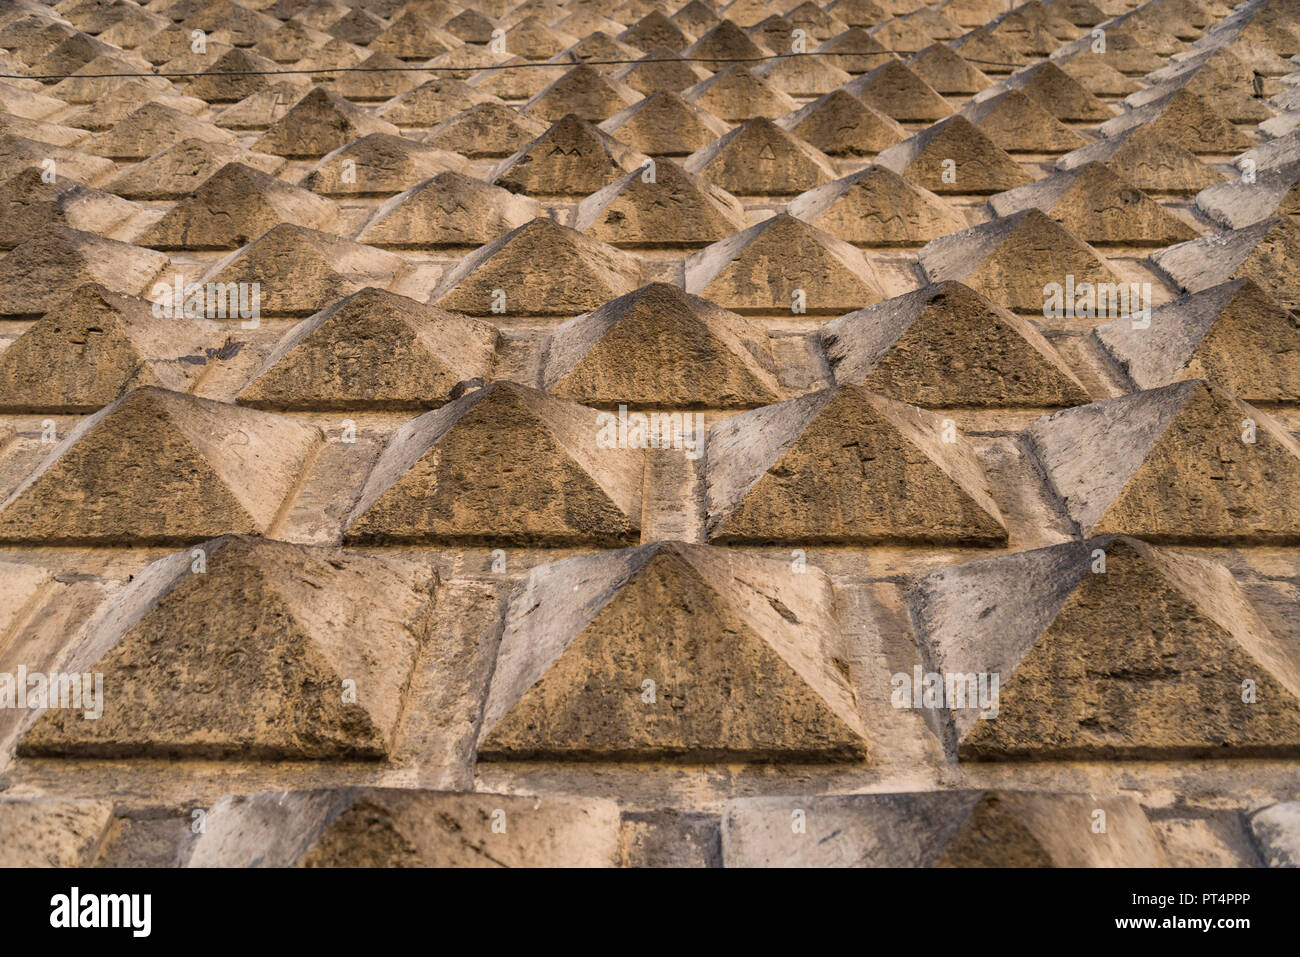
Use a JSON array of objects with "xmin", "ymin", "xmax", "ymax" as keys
[
  {"xmin": 705, "ymin": 385, "xmax": 1007, "ymax": 543},
  {"xmin": 0, "ymin": 799, "xmax": 115, "ymax": 866},
  {"xmin": 822, "ymin": 281, "xmax": 1088, "ymax": 406},
  {"xmin": 752, "ymin": 53, "xmax": 851, "ymax": 96},
  {"xmin": 919, "ymin": 208, "xmax": 1121, "ymax": 312},
  {"xmin": 1026, "ymin": 380, "xmax": 1300, "ymax": 541},
  {"xmin": 524, "ymin": 63, "xmax": 639, "ymax": 123},
  {"xmin": 1093, "ymin": 279, "xmax": 1300, "ymax": 401},
  {"xmin": 844, "ymin": 59, "xmax": 954, "ymax": 122},
  {"xmin": 189, "ymin": 789, "xmax": 622, "ymax": 867},
  {"xmin": 425, "ymin": 101, "xmax": 549, "ymax": 159},
  {"xmin": 300, "ymin": 133, "xmax": 470, "ymax": 197},
  {"xmin": 682, "ymin": 65, "xmax": 798, "ymax": 122},
  {"xmin": 202, "ymin": 224, "xmax": 407, "ymax": 317},
  {"xmin": 612, "ymin": 46, "xmax": 709, "ymax": 95},
  {"xmin": 239, "ymin": 287, "xmax": 497, "ymax": 411},
  {"xmin": 433, "ymin": 218, "xmax": 642, "ymax": 315},
  {"xmin": 1152, "ymin": 216, "xmax": 1300, "ymax": 310},
  {"xmin": 104, "ymin": 138, "xmax": 286, "ymax": 200},
  {"xmin": 999, "ymin": 59, "xmax": 1115, "ymax": 121},
  {"xmin": 0, "ymin": 283, "xmax": 226, "ymax": 411},
  {"xmin": 138, "ymin": 163, "xmax": 339, "ymax": 250},
  {"xmin": 684, "ymin": 117, "xmax": 839, "ymax": 195},
  {"xmin": 491, "ymin": 113, "xmax": 649, "ymax": 196},
  {"xmin": 685, "ymin": 213, "xmax": 884, "ymax": 312},
  {"xmin": 574, "ymin": 159, "xmax": 748, "ymax": 247},
  {"xmin": 682, "ymin": 18, "xmax": 771, "ymax": 70},
  {"xmin": 776, "ymin": 89, "xmax": 907, "ymax": 157},
  {"xmin": 20, "ymin": 536, "xmax": 436, "ymax": 760},
  {"xmin": 543, "ymin": 283, "xmax": 780, "ymax": 408},
  {"xmin": 1056, "ymin": 125, "xmax": 1226, "ymax": 194},
  {"xmin": 989, "ymin": 162, "xmax": 1197, "ymax": 246},
  {"xmin": 0, "ymin": 225, "xmax": 169, "ymax": 316},
  {"xmin": 599, "ymin": 90, "xmax": 731, "ymax": 157},
  {"xmin": 913, "ymin": 536, "xmax": 1300, "ymax": 758},
  {"xmin": 345, "ymin": 382, "xmax": 643, "ymax": 545},
  {"xmin": 477, "ymin": 541, "xmax": 870, "ymax": 760},
  {"xmin": 876, "ymin": 115, "xmax": 1032, "ymax": 195},
  {"xmin": 1100, "ymin": 88, "xmax": 1253, "ymax": 154},
  {"xmin": 378, "ymin": 77, "xmax": 501, "ymax": 127},
  {"xmin": 1194, "ymin": 161, "xmax": 1300, "ymax": 229},
  {"xmin": 0, "ymin": 167, "xmax": 136, "ymax": 248},
  {"xmin": 187, "ymin": 48, "xmax": 305, "ymax": 103},
  {"xmin": 908, "ymin": 41, "xmax": 992, "ymax": 93},
  {"xmin": 0, "ymin": 387, "xmax": 321, "ymax": 543},
  {"xmin": 86, "ymin": 102, "xmax": 235, "ymax": 160},
  {"xmin": 722, "ymin": 792, "xmax": 1166, "ymax": 865},
  {"xmin": 358, "ymin": 171, "xmax": 541, "ymax": 248},
  {"xmin": 788, "ymin": 164, "xmax": 967, "ymax": 245},
  {"xmin": 1249, "ymin": 803, "xmax": 1300, "ymax": 867},
  {"xmin": 254, "ymin": 87, "xmax": 400, "ymax": 158},
  {"xmin": 0, "ymin": 133, "xmax": 116, "ymax": 187}
]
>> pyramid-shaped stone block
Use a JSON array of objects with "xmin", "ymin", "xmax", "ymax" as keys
[
  {"xmin": 238, "ymin": 287, "xmax": 498, "ymax": 411},
  {"xmin": 425, "ymin": 101, "xmax": 549, "ymax": 159},
  {"xmin": 0, "ymin": 167, "xmax": 136, "ymax": 248},
  {"xmin": 299, "ymin": 133, "xmax": 470, "ymax": 197},
  {"xmin": 722, "ymin": 791, "xmax": 1166, "ymax": 866},
  {"xmin": 253, "ymin": 87, "xmax": 400, "ymax": 158},
  {"xmin": 344, "ymin": 382, "xmax": 643, "ymax": 546},
  {"xmin": 137, "ymin": 162, "xmax": 339, "ymax": 250},
  {"xmin": 0, "ymin": 225, "xmax": 169, "ymax": 316},
  {"xmin": 788, "ymin": 165, "xmax": 967, "ymax": 245},
  {"xmin": 86, "ymin": 102, "xmax": 235, "ymax": 160},
  {"xmin": 1152, "ymin": 216, "xmax": 1300, "ymax": 310},
  {"xmin": 844, "ymin": 58, "xmax": 954, "ymax": 122},
  {"xmin": 189, "ymin": 789, "xmax": 621, "ymax": 867},
  {"xmin": 357, "ymin": 171, "xmax": 541, "ymax": 249},
  {"xmin": 914, "ymin": 536, "xmax": 1300, "ymax": 758},
  {"xmin": 598, "ymin": 90, "xmax": 730, "ymax": 157},
  {"xmin": 682, "ymin": 65, "xmax": 799, "ymax": 123},
  {"xmin": 574, "ymin": 159, "xmax": 748, "ymax": 247},
  {"xmin": 919, "ymin": 208, "xmax": 1122, "ymax": 312},
  {"xmin": 1026, "ymin": 380, "xmax": 1300, "ymax": 541},
  {"xmin": 705, "ymin": 385, "xmax": 1007, "ymax": 543},
  {"xmin": 0, "ymin": 388, "xmax": 321, "ymax": 543},
  {"xmin": 683, "ymin": 117, "xmax": 839, "ymax": 195},
  {"xmin": 821, "ymin": 281, "xmax": 1089, "ymax": 406},
  {"xmin": 989, "ymin": 162, "xmax": 1198, "ymax": 246},
  {"xmin": 477, "ymin": 541, "xmax": 870, "ymax": 760},
  {"xmin": 0, "ymin": 283, "xmax": 226, "ymax": 412},
  {"xmin": 1093, "ymin": 280, "xmax": 1300, "ymax": 401},
  {"xmin": 202, "ymin": 224, "xmax": 406, "ymax": 317},
  {"xmin": 776, "ymin": 89, "xmax": 907, "ymax": 157},
  {"xmin": 685, "ymin": 213, "xmax": 885, "ymax": 313},
  {"xmin": 1055, "ymin": 125, "xmax": 1226, "ymax": 195},
  {"xmin": 1100, "ymin": 89, "xmax": 1253, "ymax": 155},
  {"xmin": 103, "ymin": 138, "xmax": 286, "ymax": 200},
  {"xmin": 433, "ymin": 218, "xmax": 641, "ymax": 315},
  {"xmin": 959, "ymin": 89, "xmax": 1087, "ymax": 154},
  {"xmin": 524, "ymin": 62, "xmax": 639, "ymax": 123},
  {"xmin": 876, "ymin": 114, "xmax": 1033, "ymax": 195},
  {"xmin": 491, "ymin": 113, "xmax": 648, "ymax": 196},
  {"xmin": 542, "ymin": 283, "xmax": 781, "ymax": 408},
  {"xmin": 19, "ymin": 536, "xmax": 436, "ymax": 760}
]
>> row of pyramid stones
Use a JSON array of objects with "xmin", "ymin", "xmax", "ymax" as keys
[
  {"xmin": 6, "ymin": 202, "xmax": 1266, "ymax": 325},
  {"xmin": 3, "ymin": 0, "xmax": 1245, "ymax": 134},
  {"xmin": 6, "ymin": 271, "xmax": 1294, "ymax": 420},
  {"xmin": 10, "ymin": 531, "xmax": 1299, "ymax": 763},
  {"xmin": 1, "ymin": 374, "xmax": 1298, "ymax": 546},
  {"xmin": 4, "ymin": 97, "xmax": 1255, "ymax": 253},
  {"xmin": 19, "ymin": 787, "xmax": 1300, "ymax": 867},
  {"xmin": 13, "ymin": 1, "xmax": 1107, "ymax": 107}
]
